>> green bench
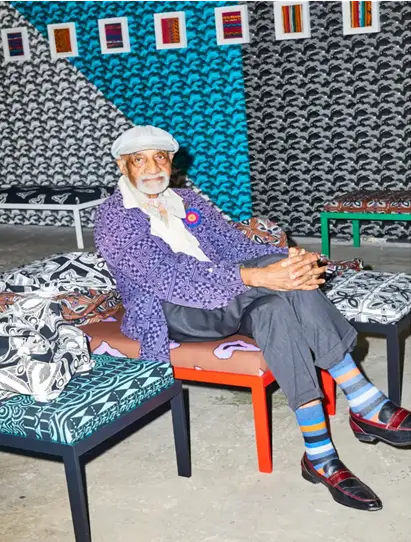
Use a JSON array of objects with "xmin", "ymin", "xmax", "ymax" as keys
[{"xmin": 320, "ymin": 190, "xmax": 411, "ymax": 257}]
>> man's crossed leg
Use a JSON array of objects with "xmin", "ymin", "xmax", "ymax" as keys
[{"xmin": 163, "ymin": 254, "xmax": 411, "ymax": 511}]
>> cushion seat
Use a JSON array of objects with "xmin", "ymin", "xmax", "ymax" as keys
[
  {"xmin": 82, "ymin": 316, "xmax": 268, "ymax": 376},
  {"xmin": 324, "ymin": 189, "xmax": 411, "ymax": 214},
  {"xmin": 0, "ymin": 186, "xmax": 115, "ymax": 205},
  {"xmin": 323, "ymin": 270, "xmax": 411, "ymax": 324},
  {"xmin": 0, "ymin": 354, "xmax": 174, "ymax": 445}
]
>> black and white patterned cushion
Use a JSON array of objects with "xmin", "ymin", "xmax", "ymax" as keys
[
  {"xmin": 0, "ymin": 252, "xmax": 116, "ymax": 294},
  {"xmin": 0, "ymin": 252, "xmax": 118, "ymax": 402},
  {"xmin": 324, "ymin": 270, "xmax": 411, "ymax": 324},
  {"xmin": 0, "ymin": 186, "xmax": 114, "ymax": 206}
]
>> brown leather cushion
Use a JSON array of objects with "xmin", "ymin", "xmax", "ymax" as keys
[{"xmin": 81, "ymin": 314, "xmax": 268, "ymax": 376}]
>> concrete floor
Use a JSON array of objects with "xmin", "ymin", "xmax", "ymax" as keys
[{"xmin": 0, "ymin": 225, "xmax": 410, "ymax": 542}]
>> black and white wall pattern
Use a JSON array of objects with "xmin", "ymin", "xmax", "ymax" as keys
[
  {"xmin": 0, "ymin": 2, "xmax": 132, "ymax": 228},
  {"xmin": 242, "ymin": 1, "xmax": 411, "ymax": 240}
]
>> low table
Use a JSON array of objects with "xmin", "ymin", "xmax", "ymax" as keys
[
  {"xmin": 0, "ymin": 186, "xmax": 114, "ymax": 249},
  {"xmin": 321, "ymin": 189, "xmax": 411, "ymax": 257},
  {"xmin": 0, "ymin": 354, "xmax": 190, "ymax": 542}
]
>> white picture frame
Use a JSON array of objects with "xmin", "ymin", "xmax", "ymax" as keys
[
  {"xmin": 273, "ymin": 1, "xmax": 311, "ymax": 41},
  {"xmin": 342, "ymin": 1, "xmax": 380, "ymax": 35},
  {"xmin": 1, "ymin": 26, "xmax": 31, "ymax": 62},
  {"xmin": 47, "ymin": 22, "xmax": 78, "ymax": 59},
  {"xmin": 154, "ymin": 11, "xmax": 187, "ymax": 50},
  {"xmin": 98, "ymin": 17, "xmax": 130, "ymax": 55},
  {"xmin": 214, "ymin": 5, "xmax": 250, "ymax": 46}
]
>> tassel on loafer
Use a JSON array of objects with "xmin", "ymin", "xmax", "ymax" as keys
[{"xmin": 301, "ymin": 453, "xmax": 382, "ymax": 511}]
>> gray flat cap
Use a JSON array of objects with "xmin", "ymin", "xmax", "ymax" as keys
[{"xmin": 111, "ymin": 125, "xmax": 179, "ymax": 159}]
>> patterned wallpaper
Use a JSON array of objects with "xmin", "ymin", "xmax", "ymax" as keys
[
  {"xmin": 1, "ymin": 1, "xmax": 410, "ymax": 240},
  {"xmin": 242, "ymin": 1, "xmax": 411, "ymax": 240},
  {"xmin": 0, "ymin": 2, "xmax": 132, "ymax": 227},
  {"xmin": 1, "ymin": 0, "xmax": 251, "ymax": 227}
]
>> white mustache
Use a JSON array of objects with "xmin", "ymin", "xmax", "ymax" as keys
[
  {"xmin": 139, "ymin": 173, "xmax": 168, "ymax": 183},
  {"xmin": 136, "ymin": 173, "xmax": 170, "ymax": 195}
]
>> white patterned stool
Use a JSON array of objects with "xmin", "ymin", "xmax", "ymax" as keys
[{"xmin": 324, "ymin": 270, "xmax": 411, "ymax": 405}]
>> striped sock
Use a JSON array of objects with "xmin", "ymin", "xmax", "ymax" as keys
[
  {"xmin": 295, "ymin": 402, "xmax": 339, "ymax": 476},
  {"xmin": 329, "ymin": 353, "xmax": 389, "ymax": 421}
]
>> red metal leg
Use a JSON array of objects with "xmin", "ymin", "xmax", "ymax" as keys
[
  {"xmin": 251, "ymin": 379, "xmax": 272, "ymax": 474},
  {"xmin": 320, "ymin": 369, "xmax": 336, "ymax": 416}
]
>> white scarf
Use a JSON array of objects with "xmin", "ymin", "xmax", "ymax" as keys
[{"xmin": 118, "ymin": 175, "xmax": 186, "ymax": 224}]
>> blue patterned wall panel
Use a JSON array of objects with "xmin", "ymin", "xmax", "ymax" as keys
[{"xmin": 12, "ymin": 1, "xmax": 252, "ymax": 220}]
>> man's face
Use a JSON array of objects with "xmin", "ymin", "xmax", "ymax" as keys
[{"xmin": 117, "ymin": 149, "xmax": 173, "ymax": 196}]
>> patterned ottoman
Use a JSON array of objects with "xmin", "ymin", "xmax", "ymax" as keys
[
  {"xmin": 323, "ymin": 270, "xmax": 411, "ymax": 405},
  {"xmin": 324, "ymin": 270, "xmax": 411, "ymax": 324},
  {"xmin": 0, "ymin": 185, "xmax": 115, "ymax": 249},
  {"xmin": 0, "ymin": 186, "xmax": 115, "ymax": 206},
  {"xmin": 325, "ymin": 189, "xmax": 411, "ymax": 215},
  {"xmin": 321, "ymin": 189, "xmax": 411, "ymax": 256},
  {"xmin": 0, "ymin": 354, "xmax": 190, "ymax": 542},
  {"xmin": 0, "ymin": 354, "xmax": 174, "ymax": 444}
]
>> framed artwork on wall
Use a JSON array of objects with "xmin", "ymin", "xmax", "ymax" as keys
[
  {"xmin": 154, "ymin": 11, "xmax": 187, "ymax": 50},
  {"xmin": 98, "ymin": 17, "xmax": 130, "ymax": 54},
  {"xmin": 342, "ymin": 1, "xmax": 380, "ymax": 35},
  {"xmin": 1, "ymin": 27, "xmax": 31, "ymax": 62},
  {"xmin": 47, "ymin": 23, "xmax": 78, "ymax": 59},
  {"xmin": 214, "ymin": 5, "xmax": 250, "ymax": 46},
  {"xmin": 273, "ymin": 1, "xmax": 311, "ymax": 40}
]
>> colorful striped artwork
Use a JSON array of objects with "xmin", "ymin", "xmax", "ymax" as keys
[
  {"xmin": 161, "ymin": 17, "xmax": 181, "ymax": 45},
  {"xmin": 7, "ymin": 31, "xmax": 24, "ymax": 56},
  {"xmin": 222, "ymin": 11, "xmax": 243, "ymax": 40},
  {"xmin": 53, "ymin": 28, "xmax": 72, "ymax": 54},
  {"xmin": 282, "ymin": 4, "xmax": 304, "ymax": 34},
  {"xmin": 104, "ymin": 22, "xmax": 123, "ymax": 49},
  {"xmin": 350, "ymin": 1, "xmax": 373, "ymax": 28}
]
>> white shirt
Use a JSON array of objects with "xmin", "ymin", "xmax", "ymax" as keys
[{"xmin": 118, "ymin": 176, "xmax": 210, "ymax": 262}]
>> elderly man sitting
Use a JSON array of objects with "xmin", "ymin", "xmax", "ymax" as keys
[{"xmin": 95, "ymin": 125, "xmax": 411, "ymax": 512}]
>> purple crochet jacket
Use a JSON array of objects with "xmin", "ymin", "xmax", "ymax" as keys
[{"xmin": 94, "ymin": 189, "xmax": 287, "ymax": 362}]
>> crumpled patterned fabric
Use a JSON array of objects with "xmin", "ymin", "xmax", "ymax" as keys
[
  {"xmin": 0, "ymin": 251, "xmax": 116, "ymax": 294},
  {"xmin": 0, "ymin": 290, "xmax": 121, "ymax": 326},
  {"xmin": 0, "ymin": 252, "xmax": 118, "ymax": 402},
  {"xmin": 0, "ymin": 295, "xmax": 92, "ymax": 402},
  {"xmin": 233, "ymin": 217, "xmax": 288, "ymax": 248}
]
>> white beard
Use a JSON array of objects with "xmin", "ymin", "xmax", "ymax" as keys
[{"xmin": 136, "ymin": 173, "xmax": 170, "ymax": 196}]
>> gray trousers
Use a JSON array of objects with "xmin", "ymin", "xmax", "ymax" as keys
[{"xmin": 163, "ymin": 254, "xmax": 357, "ymax": 411}]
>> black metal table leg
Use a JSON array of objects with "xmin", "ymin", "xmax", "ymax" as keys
[
  {"xmin": 63, "ymin": 448, "xmax": 91, "ymax": 542},
  {"xmin": 170, "ymin": 386, "xmax": 191, "ymax": 478},
  {"xmin": 386, "ymin": 325, "xmax": 403, "ymax": 406}
]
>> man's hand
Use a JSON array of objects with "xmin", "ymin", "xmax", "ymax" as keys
[
  {"xmin": 240, "ymin": 249, "xmax": 327, "ymax": 291},
  {"xmin": 288, "ymin": 247, "xmax": 305, "ymax": 257}
]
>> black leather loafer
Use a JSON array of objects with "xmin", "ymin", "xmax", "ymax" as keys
[
  {"xmin": 350, "ymin": 401, "xmax": 411, "ymax": 447},
  {"xmin": 301, "ymin": 454, "xmax": 382, "ymax": 511}
]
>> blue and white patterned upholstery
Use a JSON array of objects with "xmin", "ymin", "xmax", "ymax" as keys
[
  {"xmin": 0, "ymin": 354, "xmax": 174, "ymax": 445},
  {"xmin": 324, "ymin": 271, "xmax": 411, "ymax": 324}
]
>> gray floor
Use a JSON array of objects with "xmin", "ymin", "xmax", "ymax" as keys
[{"xmin": 0, "ymin": 225, "xmax": 411, "ymax": 542}]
